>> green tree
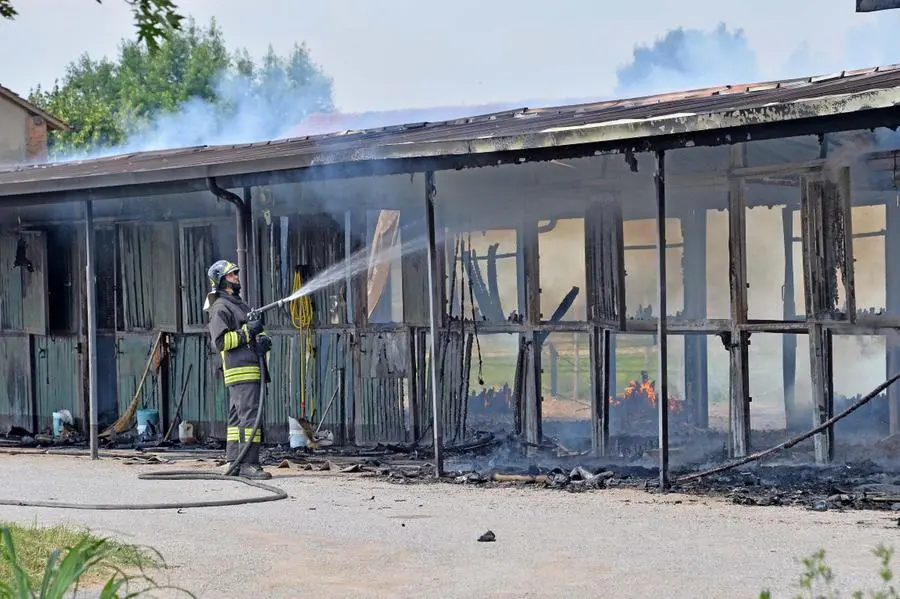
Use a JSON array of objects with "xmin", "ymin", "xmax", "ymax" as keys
[
  {"xmin": 0, "ymin": 0, "xmax": 183, "ymax": 51},
  {"xmin": 27, "ymin": 18, "xmax": 334, "ymax": 157}
]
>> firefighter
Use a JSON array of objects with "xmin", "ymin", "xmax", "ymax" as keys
[{"xmin": 204, "ymin": 259, "xmax": 272, "ymax": 480}]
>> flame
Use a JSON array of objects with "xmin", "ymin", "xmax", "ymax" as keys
[{"xmin": 618, "ymin": 376, "xmax": 683, "ymax": 413}]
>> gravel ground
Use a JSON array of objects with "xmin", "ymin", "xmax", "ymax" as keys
[{"xmin": 1, "ymin": 453, "xmax": 899, "ymax": 599}]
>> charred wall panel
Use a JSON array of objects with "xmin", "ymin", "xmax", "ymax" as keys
[
  {"xmin": 0, "ymin": 235, "xmax": 25, "ymax": 331},
  {"xmin": 167, "ymin": 334, "xmax": 217, "ymax": 439},
  {"xmin": 315, "ymin": 331, "xmax": 346, "ymax": 443},
  {"xmin": 262, "ymin": 332, "xmax": 296, "ymax": 442},
  {"xmin": 585, "ymin": 200, "xmax": 626, "ymax": 329},
  {"xmin": 20, "ymin": 232, "xmax": 48, "ymax": 335},
  {"xmin": 0, "ymin": 232, "xmax": 48, "ymax": 334},
  {"xmin": 180, "ymin": 219, "xmax": 235, "ymax": 332},
  {"xmin": 115, "ymin": 333, "xmax": 161, "ymax": 418},
  {"xmin": 32, "ymin": 335, "xmax": 81, "ymax": 433},
  {"xmin": 422, "ymin": 330, "xmax": 471, "ymax": 445},
  {"xmin": 0, "ymin": 335, "xmax": 33, "ymax": 430},
  {"xmin": 119, "ymin": 223, "xmax": 178, "ymax": 331},
  {"xmin": 355, "ymin": 331, "xmax": 409, "ymax": 444}
]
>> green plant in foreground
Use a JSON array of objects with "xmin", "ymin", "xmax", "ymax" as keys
[
  {"xmin": 759, "ymin": 545, "xmax": 899, "ymax": 599},
  {"xmin": 0, "ymin": 525, "xmax": 194, "ymax": 599}
]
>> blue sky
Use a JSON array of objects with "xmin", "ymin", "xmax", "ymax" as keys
[{"xmin": 1, "ymin": 0, "xmax": 898, "ymax": 113}]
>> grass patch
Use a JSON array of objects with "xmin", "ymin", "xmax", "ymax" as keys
[{"xmin": 0, "ymin": 520, "xmax": 160, "ymax": 590}]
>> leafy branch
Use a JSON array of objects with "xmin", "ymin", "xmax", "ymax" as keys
[{"xmin": 0, "ymin": 0, "xmax": 184, "ymax": 50}]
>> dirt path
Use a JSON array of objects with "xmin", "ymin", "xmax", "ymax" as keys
[{"xmin": 0, "ymin": 453, "xmax": 897, "ymax": 598}]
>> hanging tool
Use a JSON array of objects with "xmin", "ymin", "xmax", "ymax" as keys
[{"xmin": 289, "ymin": 266, "xmax": 316, "ymax": 419}]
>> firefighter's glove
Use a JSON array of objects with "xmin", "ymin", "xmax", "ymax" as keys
[
  {"xmin": 254, "ymin": 333, "xmax": 272, "ymax": 356},
  {"xmin": 246, "ymin": 318, "xmax": 264, "ymax": 339}
]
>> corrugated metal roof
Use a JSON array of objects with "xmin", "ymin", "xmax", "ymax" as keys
[
  {"xmin": 3, "ymin": 64, "xmax": 900, "ymax": 199},
  {"xmin": 0, "ymin": 85, "xmax": 70, "ymax": 132}
]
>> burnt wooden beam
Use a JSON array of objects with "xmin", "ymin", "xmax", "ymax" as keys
[
  {"xmin": 589, "ymin": 326, "xmax": 611, "ymax": 456},
  {"xmin": 800, "ymin": 146, "xmax": 855, "ymax": 463},
  {"xmin": 584, "ymin": 199, "xmax": 626, "ymax": 330},
  {"xmin": 800, "ymin": 174, "xmax": 833, "ymax": 464},
  {"xmin": 681, "ymin": 207, "xmax": 709, "ymax": 429},
  {"xmin": 728, "ymin": 143, "xmax": 752, "ymax": 458},
  {"xmin": 424, "ymin": 171, "xmax": 445, "ymax": 475},
  {"xmin": 521, "ymin": 219, "xmax": 543, "ymax": 447}
]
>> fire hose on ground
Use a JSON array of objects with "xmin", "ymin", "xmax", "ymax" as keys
[{"xmin": 0, "ymin": 299, "xmax": 294, "ymax": 511}]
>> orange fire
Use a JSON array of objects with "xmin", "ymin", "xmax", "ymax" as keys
[{"xmin": 613, "ymin": 374, "xmax": 683, "ymax": 413}]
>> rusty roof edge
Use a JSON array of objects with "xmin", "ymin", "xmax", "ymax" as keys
[
  {"xmin": 1, "ymin": 85, "xmax": 899, "ymax": 200},
  {"xmin": 352, "ymin": 86, "xmax": 900, "ymax": 158}
]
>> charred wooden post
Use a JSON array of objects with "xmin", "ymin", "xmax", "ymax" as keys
[
  {"xmin": 584, "ymin": 198, "xmax": 625, "ymax": 455},
  {"xmin": 681, "ymin": 207, "xmax": 709, "ymax": 428},
  {"xmin": 728, "ymin": 144, "xmax": 752, "ymax": 458},
  {"xmin": 424, "ymin": 171, "xmax": 444, "ymax": 475},
  {"xmin": 781, "ymin": 205, "xmax": 802, "ymax": 431},
  {"xmin": 654, "ymin": 149, "xmax": 670, "ymax": 489},
  {"xmin": 521, "ymin": 219, "xmax": 543, "ymax": 447},
  {"xmin": 800, "ymin": 159, "xmax": 854, "ymax": 464},
  {"xmin": 589, "ymin": 326, "xmax": 611, "ymax": 455},
  {"xmin": 887, "ymin": 196, "xmax": 900, "ymax": 434}
]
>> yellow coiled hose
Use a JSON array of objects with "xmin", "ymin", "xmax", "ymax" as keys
[{"xmin": 289, "ymin": 271, "xmax": 315, "ymax": 417}]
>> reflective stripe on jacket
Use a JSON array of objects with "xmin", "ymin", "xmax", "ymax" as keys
[{"xmin": 207, "ymin": 293, "xmax": 261, "ymax": 386}]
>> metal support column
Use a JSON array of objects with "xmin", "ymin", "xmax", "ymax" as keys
[
  {"xmin": 654, "ymin": 150, "xmax": 669, "ymax": 489},
  {"xmin": 424, "ymin": 171, "xmax": 444, "ymax": 476},
  {"xmin": 84, "ymin": 200, "xmax": 100, "ymax": 460}
]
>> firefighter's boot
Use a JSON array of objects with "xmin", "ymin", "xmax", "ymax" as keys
[{"xmin": 239, "ymin": 463, "xmax": 272, "ymax": 480}]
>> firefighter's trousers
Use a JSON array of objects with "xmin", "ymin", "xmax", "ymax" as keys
[{"xmin": 225, "ymin": 381, "xmax": 264, "ymax": 465}]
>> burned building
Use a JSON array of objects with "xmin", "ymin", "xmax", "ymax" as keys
[{"xmin": 1, "ymin": 65, "xmax": 900, "ymax": 484}]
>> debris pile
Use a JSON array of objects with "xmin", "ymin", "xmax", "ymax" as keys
[
  {"xmin": 452, "ymin": 465, "xmax": 619, "ymax": 492},
  {"xmin": 674, "ymin": 461, "xmax": 900, "ymax": 512}
]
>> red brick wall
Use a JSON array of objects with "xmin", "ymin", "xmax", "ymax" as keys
[{"xmin": 25, "ymin": 115, "xmax": 48, "ymax": 162}]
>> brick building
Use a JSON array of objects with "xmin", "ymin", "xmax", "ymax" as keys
[{"xmin": 0, "ymin": 85, "xmax": 69, "ymax": 166}]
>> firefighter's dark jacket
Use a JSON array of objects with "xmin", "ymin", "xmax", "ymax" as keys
[{"xmin": 207, "ymin": 293, "xmax": 269, "ymax": 386}]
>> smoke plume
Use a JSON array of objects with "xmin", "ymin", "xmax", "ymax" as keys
[{"xmin": 615, "ymin": 23, "xmax": 757, "ymax": 97}]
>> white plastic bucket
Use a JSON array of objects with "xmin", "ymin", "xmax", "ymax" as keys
[{"xmin": 288, "ymin": 417, "xmax": 307, "ymax": 448}]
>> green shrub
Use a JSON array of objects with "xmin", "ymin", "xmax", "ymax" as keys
[
  {"xmin": 760, "ymin": 545, "xmax": 899, "ymax": 599},
  {"xmin": 0, "ymin": 523, "xmax": 193, "ymax": 599}
]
